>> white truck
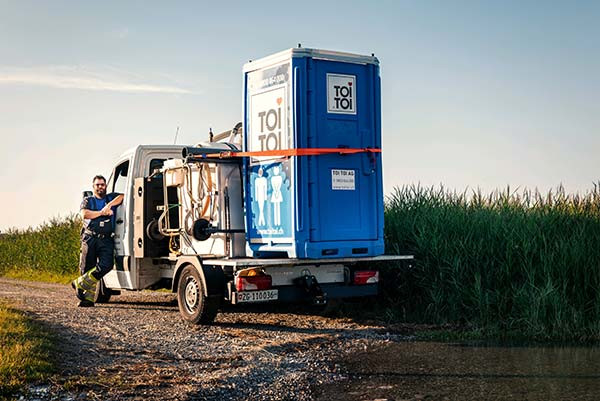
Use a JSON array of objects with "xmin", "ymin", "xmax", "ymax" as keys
[{"xmin": 93, "ymin": 131, "xmax": 411, "ymax": 324}]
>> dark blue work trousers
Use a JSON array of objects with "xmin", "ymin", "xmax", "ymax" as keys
[{"xmin": 78, "ymin": 234, "xmax": 114, "ymax": 280}]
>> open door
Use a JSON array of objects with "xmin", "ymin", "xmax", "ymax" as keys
[{"xmin": 110, "ymin": 159, "xmax": 130, "ymax": 260}]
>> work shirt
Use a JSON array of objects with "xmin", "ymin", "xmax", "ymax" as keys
[{"xmin": 80, "ymin": 193, "xmax": 121, "ymax": 235}]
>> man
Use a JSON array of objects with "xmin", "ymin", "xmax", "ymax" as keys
[{"xmin": 72, "ymin": 175, "xmax": 124, "ymax": 307}]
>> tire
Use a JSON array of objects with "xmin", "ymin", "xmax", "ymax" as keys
[
  {"xmin": 177, "ymin": 265, "xmax": 219, "ymax": 324},
  {"xmin": 94, "ymin": 278, "xmax": 112, "ymax": 304}
]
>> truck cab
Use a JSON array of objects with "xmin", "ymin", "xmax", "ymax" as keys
[{"xmin": 103, "ymin": 145, "xmax": 183, "ymax": 291}]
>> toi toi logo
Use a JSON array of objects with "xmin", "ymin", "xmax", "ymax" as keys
[
  {"xmin": 257, "ymin": 97, "xmax": 283, "ymax": 151},
  {"xmin": 333, "ymin": 82, "xmax": 353, "ymax": 110},
  {"xmin": 328, "ymin": 74, "xmax": 356, "ymax": 115}
]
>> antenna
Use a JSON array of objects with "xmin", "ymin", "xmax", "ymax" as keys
[{"xmin": 173, "ymin": 126, "xmax": 179, "ymax": 144}]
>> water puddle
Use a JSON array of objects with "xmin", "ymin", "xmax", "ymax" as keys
[{"xmin": 316, "ymin": 341, "xmax": 600, "ymax": 400}]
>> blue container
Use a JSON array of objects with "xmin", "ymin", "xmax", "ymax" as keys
[{"xmin": 243, "ymin": 48, "xmax": 384, "ymax": 258}]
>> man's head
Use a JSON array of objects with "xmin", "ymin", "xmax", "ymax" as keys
[{"xmin": 92, "ymin": 175, "xmax": 107, "ymax": 198}]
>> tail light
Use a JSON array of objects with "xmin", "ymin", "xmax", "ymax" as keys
[
  {"xmin": 235, "ymin": 274, "xmax": 272, "ymax": 291},
  {"xmin": 353, "ymin": 270, "xmax": 379, "ymax": 285}
]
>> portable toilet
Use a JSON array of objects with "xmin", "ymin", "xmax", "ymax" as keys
[{"xmin": 243, "ymin": 47, "xmax": 384, "ymax": 259}]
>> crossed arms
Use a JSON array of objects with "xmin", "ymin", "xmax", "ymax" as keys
[{"xmin": 80, "ymin": 194, "xmax": 124, "ymax": 220}]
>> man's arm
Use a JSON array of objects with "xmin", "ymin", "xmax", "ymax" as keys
[
  {"xmin": 81, "ymin": 209, "xmax": 106, "ymax": 219},
  {"xmin": 80, "ymin": 197, "xmax": 106, "ymax": 219},
  {"xmin": 98, "ymin": 194, "xmax": 124, "ymax": 216},
  {"xmin": 80, "ymin": 195, "xmax": 121, "ymax": 219},
  {"xmin": 107, "ymin": 194, "xmax": 124, "ymax": 208}
]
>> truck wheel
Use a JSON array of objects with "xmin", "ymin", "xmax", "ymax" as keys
[
  {"xmin": 177, "ymin": 265, "xmax": 219, "ymax": 324},
  {"xmin": 94, "ymin": 279, "xmax": 112, "ymax": 304}
]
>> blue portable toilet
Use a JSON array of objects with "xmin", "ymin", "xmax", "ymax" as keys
[{"xmin": 243, "ymin": 48, "xmax": 384, "ymax": 259}]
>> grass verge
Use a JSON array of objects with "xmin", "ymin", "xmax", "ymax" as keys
[
  {"xmin": 2, "ymin": 268, "xmax": 74, "ymax": 285},
  {"xmin": 0, "ymin": 301, "xmax": 55, "ymax": 399}
]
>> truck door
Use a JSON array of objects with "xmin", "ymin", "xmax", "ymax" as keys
[{"xmin": 110, "ymin": 159, "xmax": 130, "ymax": 259}]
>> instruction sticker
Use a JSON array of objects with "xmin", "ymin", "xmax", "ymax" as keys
[{"xmin": 331, "ymin": 169, "xmax": 355, "ymax": 190}]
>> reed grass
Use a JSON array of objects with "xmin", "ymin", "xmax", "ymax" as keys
[{"xmin": 382, "ymin": 184, "xmax": 600, "ymax": 341}]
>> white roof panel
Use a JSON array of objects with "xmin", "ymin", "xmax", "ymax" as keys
[{"xmin": 243, "ymin": 47, "xmax": 379, "ymax": 73}]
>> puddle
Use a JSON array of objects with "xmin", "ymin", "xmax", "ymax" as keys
[{"xmin": 315, "ymin": 341, "xmax": 600, "ymax": 400}]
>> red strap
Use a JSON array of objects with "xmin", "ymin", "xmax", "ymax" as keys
[{"xmin": 202, "ymin": 147, "xmax": 381, "ymax": 159}]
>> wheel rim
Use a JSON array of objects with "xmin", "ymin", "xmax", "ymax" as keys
[{"xmin": 184, "ymin": 276, "xmax": 200, "ymax": 313}]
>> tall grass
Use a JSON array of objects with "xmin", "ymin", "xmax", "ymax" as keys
[
  {"xmin": 383, "ymin": 184, "xmax": 600, "ymax": 341},
  {"xmin": 0, "ymin": 215, "xmax": 81, "ymax": 282}
]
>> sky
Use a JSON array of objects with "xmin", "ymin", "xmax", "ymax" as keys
[{"xmin": 0, "ymin": 0, "xmax": 599, "ymax": 231}]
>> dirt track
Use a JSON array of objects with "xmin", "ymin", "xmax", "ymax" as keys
[
  {"xmin": 3, "ymin": 278, "xmax": 600, "ymax": 400},
  {"xmin": 0, "ymin": 278, "xmax": 406, "ymax": 401}
]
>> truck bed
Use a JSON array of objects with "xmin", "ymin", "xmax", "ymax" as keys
[{"xmin": 201, "ymin": 254, "xmax": 413, "ymax": 268}]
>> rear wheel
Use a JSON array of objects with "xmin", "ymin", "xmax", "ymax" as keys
[{"xmin": 177, "ymin": 265, "xmax": 219, "ymax": 324}]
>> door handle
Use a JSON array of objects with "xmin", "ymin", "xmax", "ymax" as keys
[{"xmin": 116, "ymin": 219, "xmax": 124, "ymax": 224}]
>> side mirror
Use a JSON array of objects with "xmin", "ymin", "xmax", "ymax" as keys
[{"xmin": 82, "ymin": 191, "xmax": 93, "ymax": 199}]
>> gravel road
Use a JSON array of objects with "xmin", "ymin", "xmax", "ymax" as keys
[{"xmin": 0, "ymin": 278, "xmax": 406, "ymax": 401}]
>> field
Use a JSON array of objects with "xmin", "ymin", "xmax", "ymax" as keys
[
  {"xmin": 2, "ymin": 184, "xmax": 600, "ymax": 341},
  {"xmin": 382, "ymin": 184, "xmax": 600, "ymax": 341},
  {"xmin": 0, "ymin": 215, "xmax": 80, "ymax": 284}
]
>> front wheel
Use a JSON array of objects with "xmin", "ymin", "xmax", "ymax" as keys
[{"xmin": 177, "ymin": 265, "xmax": 219, "ymax": 324}]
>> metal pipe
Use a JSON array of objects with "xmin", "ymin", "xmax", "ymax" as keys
[{"xmin": 182, "ymin": 146, "xmax": 239, "ymax": 158}]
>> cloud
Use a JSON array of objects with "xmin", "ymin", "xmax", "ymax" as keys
[{"xmin": 0, "ymin": 65, "xmax": 193, "ymax": 94}]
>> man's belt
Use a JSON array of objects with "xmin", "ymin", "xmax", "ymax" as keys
[{"xmin": 83, "ymin": 229, "xmax": 114, "ymax": 239}]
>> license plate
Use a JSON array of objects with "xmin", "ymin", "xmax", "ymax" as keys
[{"xmin": 236, "ymin": 289, "xmax": 278, "ymax": 303}]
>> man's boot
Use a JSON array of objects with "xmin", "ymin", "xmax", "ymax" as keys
[{"xmin": 71, "ymin": 267, "xmax": 99, "ymax": 307}]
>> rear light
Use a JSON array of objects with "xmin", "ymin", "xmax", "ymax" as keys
[
  {"xmin": 235, "ymin": 274, "xmax": 272, "ymax": 291},
  {"xmin": 353, "ymin": 270, "xmax": 379, "ymax": 285}
]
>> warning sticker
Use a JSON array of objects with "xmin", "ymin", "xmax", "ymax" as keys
[{"xmin": 331, "ymin": 169, "xmax": 355, "ymax": 190}]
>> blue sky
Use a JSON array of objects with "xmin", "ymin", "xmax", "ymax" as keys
[{"xmin": 1, "ymin": 1, "xmax": 599, "ymax": 230}]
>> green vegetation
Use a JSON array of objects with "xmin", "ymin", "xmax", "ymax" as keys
[
  {"xmin": 0, "ymin": 215, "xmax": 80, "ymax": 283},
  {"xmin": 381, "ymin": 184, "xmax": 600, "ymax": 342},
  {"xmin": 0, "ymin": 302, "xmax": 55, "ymax": 398},
  {"xmin": 2, "ymin": 185, "xmax": 600, "ymax": 341}
]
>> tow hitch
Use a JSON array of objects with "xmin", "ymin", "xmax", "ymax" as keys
[{"xmin": 294, "ymin": 275, "xmax": 327, "ymax": 305}]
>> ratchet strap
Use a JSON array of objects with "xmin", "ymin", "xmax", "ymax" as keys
[{"xmin": 201, "ymin": 147, "xmax": 381, "ymax": 159}]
